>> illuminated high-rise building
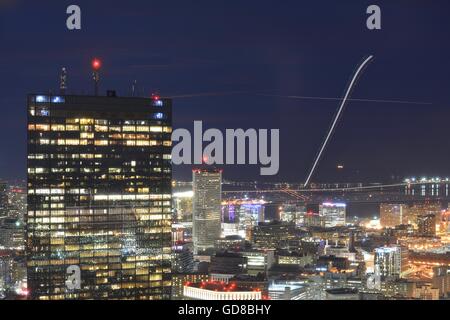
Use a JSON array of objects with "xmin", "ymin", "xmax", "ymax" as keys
[
  {"xmin": 380, "ymin": 204, "xmax": 408, "ymax": 228},
  {"xmin": 374, "ymin": 245, "xmax": 408, "ymax": 279},
  {"xmin": 253, "ymin": 221, "xmax": 296, "ymax": 250},
  {"xmin": 417, "ymin": 214, "xmax": 436, "ymax": 236},
  {"xmin": 441, "ymin": 210, "xmax": 450, "ymax": 235},
  {"xmin": 319, "ymin": 202, "xmax": 346, "ymax": 228},
  {"xmin": 0, "ymin": 217, "xmax": 24, "ymax": 249},
  {"xmin": 406, "ymin": 202, "xmax": 441, "ymax": 227},
  {"xmin": 280, "ymin": 203, "xmax": 306, "ymax": 226},
  {"xmin": 26, "ymin": 93, "xmax": 172, "ymax": 300},
  {"xmin": 173, "ymin": 191, "xmax": 193, "ymax": 224},
  {"xmin": 0, "ymin": 180, "xmax": 7, "ymax": 216},
  {"xmin": 6, "ymin": 186, "xmax": 27, "ymax": 219},
  {"xmin": 221, "ymin": 199, "xmax": 265, "ymax": 240},
  {"xmin": 192, "ymin": 169, "xmax": 222, "ymax": 254}
]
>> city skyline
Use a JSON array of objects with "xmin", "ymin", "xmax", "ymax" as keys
[{"xmin": 1, "ymin": 0, "xmax": 450, "ymax": 305}]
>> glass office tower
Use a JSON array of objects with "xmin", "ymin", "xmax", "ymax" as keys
[
  {"xmin": 26, "ymin": 93, "xmax": 172, "ymax": 300},
  {"xmin": 192, "ymin": 169, "xmax": 222, "ymax": 254},
  {"xmin": 0, "ymin": 180, "xmax": 7, "ymax": 216}
]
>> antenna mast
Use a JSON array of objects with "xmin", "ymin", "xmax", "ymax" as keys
[
  {"xmin": 60, "ymin": 67, "xmax": 67, "ymax": 94},
  {"xmin": 92, "ymin": 58, "xmax": 102, "ymax": 96}
]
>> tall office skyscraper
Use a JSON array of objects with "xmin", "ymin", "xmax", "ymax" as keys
[
  {"xmin": 319, "ymin": 202, "xmax": 346, "ymax": 228},
  {"xmin": 0, "ymin": 180, "xmax": 7, "ymax": 216},
  {"xmin": 380, "ymin": 204, "xmax": 408, "ymax": 228},
  {"xmin": 192, "ymin": 169, "xmax": 222, "ymax": 254},
  {"xmin": 26, "ymin": 93, "xmax": 172, "ymax": 300}
]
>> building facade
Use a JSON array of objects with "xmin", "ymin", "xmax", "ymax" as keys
[
  {"xmin": 417, "ymin": 214, "xmax": 437, "ymax": 236},
  {"xmin": 192, "ymin": 169, "xmax": 222, "ymax": 254},
  {"xmin": 380, "ymin": 204, "xmax": 408, "ymax": 228},
  {"xmin": 26, "ymin": 94, "xmax": 172, "ymax": 299},
  {"xmin": 374, "ymin": 245, "xmax": 408, "ymax": 279},
  {"xmin": 221, "ymin": 199, "xmax": 265, "ymax": 240},
  {"xmin": 253, "ymin": 221, "xmax": 296, "ymax": 249},
  {"xmin": 183, "ymin": 281, "xmax": 262, "ymax": 300},
  {"xmin": 319, "ymin": 203, "xmax": 346, "ymax": 228},
  {"xmin": 0, "ymin": 181, "xmax": 7, "ymax": 217}
]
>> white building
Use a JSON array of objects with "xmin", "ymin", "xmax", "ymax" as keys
[
  {"xmin": 319, "ymin": 202, "xmax": 346, "ymax": 228},
  {"xmin": 183, "ymin": 282, "xmax": 262, "ymax": 300},
  {"xmin": 269, "ymin": 282, "xmax": 307, "ymax": 300},
  {"xmin": 374, "ymin": 245, "xmax": 408, "ymax": 278}
]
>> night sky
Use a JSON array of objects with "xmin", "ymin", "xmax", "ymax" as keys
[{"xmin": 1, "ymin": 0, "xmax": 449, "ymax": 183}]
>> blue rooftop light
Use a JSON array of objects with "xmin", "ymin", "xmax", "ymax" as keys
[
  {"xmin": 152, "ymin": 100, "xmax": 164, "ymax": 107},
  {"xmin": 51, "ymin": 96, "xmax": 65, "ymax": 103},
  {"xmin": 153, "ymin": 112, "xmax": 165, "ymax": 120}
]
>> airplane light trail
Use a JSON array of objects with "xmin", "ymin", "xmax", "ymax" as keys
[
  {"xmin": 168, "ymin": 91, "xmax": 249, "ymax": 99},
  {"xmin": 256, "ymin": 94, "xmax": 431, "ymax": 105},
  {"xmin": 168, "ymin": 91, "xmax": 430, "ymax": 105},
  {"xmin": 304, "ymin": 55, "xmax": 374, "ymax": 187}
]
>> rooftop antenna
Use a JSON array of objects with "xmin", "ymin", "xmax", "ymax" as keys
[
  {"xmin": 60, "ymin": 67, "xmax": 67, "ymax": 95},
  {"xmin": 91, "ymin": 58, "xmax": 102, "ymax": 96}
]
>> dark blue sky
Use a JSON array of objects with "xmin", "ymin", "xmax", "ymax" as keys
[{"xmin": 1, "ymin": 0, "xmax": 449, "ymax": 182}]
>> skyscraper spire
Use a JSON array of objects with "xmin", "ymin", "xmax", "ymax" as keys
[
  {"xmin": 92, "ymin": 58, "xmax": 102, "ymax": 96},
  {"xmin": 60, "ymin": 67, "xmax": 67, "ymax": 94}
]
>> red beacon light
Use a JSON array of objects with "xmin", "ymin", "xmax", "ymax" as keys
[
  {"xmin": 152, "ymin": 93, "xmax": 161, "ymax": 100},
  {"xmin": 92, "ymin": 58, "xmax": 102, "ymax": 70}
]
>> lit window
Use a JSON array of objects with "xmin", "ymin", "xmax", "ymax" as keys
[
  {"xmin": 66, "ymin": 125, "xmax": 79, "ymax": 131},
  {"xmin": 95, "ymin": 125, "xmax": 108, "ymax": 132},
  {"xmin": 136, "ymin": 140, "xmax": 150, "ymax": 146},
  {"xmin": 51, "ymin": 125, "xmax": 65, "ymax": 131},
  {"xmin": 80, "ymin": 132, "xmax": 94, "ymax": 139},
  {"xmin": 136, "ymin": 126, "xmax": 150, "ymax": 132},
  {"xmin": 80, "ymin": 119, "xmax": 94, "ymax": 125},
  {"xmin": 109, "ymin": 126, "xmax": 121, "ymax": 132},
  {"xmin": 38, "ymin": 109, "xmax": 50, "ymax": 116},
  {"xmin": 95, "ymin": 140, "xmax": 108, "ymax": 146},
  {"xmin": 35, "ymin": 124, "xmax": 50, "ymax": 131},
  {"xmin": 150, "ymin": 126, "xmax": 163, "ymax": 132},
  {"xmin": 35, "ymin": 95, "xmax": 49, "ymax": 103},
  {"xmin": 122, "ymin": 126, "xmax": 136, "ymax": 132},
  {"xmin": 66, "ymin": 139, "xmax": 80, "ymax": 145}
]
